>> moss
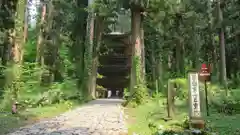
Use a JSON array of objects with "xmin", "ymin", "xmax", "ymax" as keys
[{"xmin": 128, "ymin": 56, "xmax": 149, "ymax": 106}]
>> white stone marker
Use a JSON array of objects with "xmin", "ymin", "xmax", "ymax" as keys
[{"xmin": 188, "ymin": 72, "xmax": 201, "ymax": 118}]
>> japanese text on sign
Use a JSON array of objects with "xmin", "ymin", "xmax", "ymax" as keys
[{"xmin": 189, "ymin": 73, "xmax": 201, "ymax": 117}]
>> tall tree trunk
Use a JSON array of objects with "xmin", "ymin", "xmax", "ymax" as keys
[
  {"xmin": 23, "ymin": 1, "xmax": 28, "ymax": 44},
  {"xmin": 206, "ymin": 0, "xmax": 217, "ymax": 76},
  {"xmin": 36, "ymin": 3, "xmax": 46, "ymax": 66},
  {"xmin": 41, "ymin": 1, "xmax": 56, "ymax": 85},
  {"xmin": 192, "ymin": 28, "xmax": 200, "ymax": 69},
  {"xmin": 88, "ymin": 16, "xmax": 104, "ymax": 99},
  {"xmin": 140, "ymin": 14, "xmax": 146, "ymax": 80},
  {"xmin": 150, "ymin": 45, "xmax": 157, "ymax": 92},
  {"xmin": 5, "ymin": 0, "xmax": 26, "ymax": 105},
  {"xmin": 130, "ymin": 8, "xmax": 142, "ymax": 93},
  {"xmin": 83, "ymin": 0, "xmax": 95, "ymax": 99},
  {"xmin": 236, "ymin": 34, "xmax": 240, "ymax": 70},
  {"xmin": 168, "ymin": 51, "xmax": 173, "ymax": 72},
  {"xmin": 71, "ymin": 0, "xmax": 88, "ymax": 88},
  {"xmin": 14, "ymin": 0, "xmax": 27, "ymax": 64},
  {"xmin": 217, "ymin": 0, "xmax": 227, "ymax": 88},
  {"xmin": 0, "ymin": 1, "xmax": 16, "ymax": 97},
  {"xmin": 156, "ymin": 55, "xmax": 163, "ymax": 91},
  {"xmin": 175, "ymin": 16, "xmax": 184, "ymax": 76}
]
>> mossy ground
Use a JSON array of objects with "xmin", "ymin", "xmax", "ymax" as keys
[
  {"xmin": 125, "ymin": 98, "xmax": 187, "ymax": 135},
  {"xmin": 125, "ymin": 97, "xmax": 240, "ymax": 135}
]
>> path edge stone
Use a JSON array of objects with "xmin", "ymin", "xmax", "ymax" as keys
[{"xmin": 118, "ymin": 105, "xmax": 128, "ymax": 135}]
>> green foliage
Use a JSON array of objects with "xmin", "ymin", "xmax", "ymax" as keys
[
  {"xmin": 123, "ymin": 87, "xmax": 130, "ymax": 99},
  {"xmin": 127, "ymin": 97, "xmax": 187, "ymax": 135},
  {"xmin": 97, "ymin": 73, "xmax": 104, "ymax": 79},
  {"xmin": 24, "ymin": 29, "xmax": 38, "ymax": 62},
  {"xmin": 127, "ymin": 94, "xmax": 240, "ymax": 135},
  {"xmin": 0, "ymin": 0, "xmax": 90, "ymax": 112},
  {"xmin": 171, "ymin": 78, "xmax": 188, "ymax": 100},
  {"xmin": 93, "ymin": 0, "xmax": 118, "ymax": 17},
  {"xmin": 168, "ymin": 78, "xmax": 240, "ymax": 113},
  {"xmin": 229, "ymin": 72, "xmax": 240, "ymax": 88},
  {"xmin": 0, "ymin": 62, "xmax": 82, "ymax": 111},
  {"xmin": 127, "ymin": 55, "xmax": 149, "ymax": 107},
  {"xmin": 132, "ymin": 84, "xmax": 149, "ymax": 105},
  {"xmin": 0, "ymin": 0, "xmax": 239, "ymax": 133}
]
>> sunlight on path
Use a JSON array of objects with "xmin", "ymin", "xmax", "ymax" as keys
[{"xmin": 7, "ymin": 99, "xmax": 127, "ymax": 135}]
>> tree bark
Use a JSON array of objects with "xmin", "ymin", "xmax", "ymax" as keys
[
  {"xmin": 140, "ymin": 14, "xmax": 146, "ymax": 80},
  {"xmin": 5, "ymin": 0, "xmax": 26, "ymax": 105},
  {"xmin": 175, "ymin": 16, "xmax": 184, "ymax": 76},
  {"xmin": 36, "ymin": 3, "xmax": 46, "ymax": 66},
  {"xmin": 156, "ymin": 55, "xmax": 163, "ymax": 90},
  {"xmin": 23, "ymin": 1, "xmax": 28, "ymax": 44},
  {"xmin": 83, "ymin": 0, "xmax": 95, "ymax": 99},
  {"xmin": 130, "ymin": 8, "xmax": 143, "ymax": 93},
  {"xmin": 71, "ymin": 0, "xmax": 88, "ymax": 88},
  {"xmin": 192, "ymin": 29, "xmax": 200, "ymax": 69},
  {"xmin": 237, "ymin": 34, "xmax": 240, "ymax": 70},
  {"xmin": 88, "ymin": 16, "xmax": 104, "ymax": 99},
  {"xmin": 151, "ymin": 46, "xmax": 157, "ymax": 92},
  {"xmin": 217, "ymin": 0, "xmax": 227, "ymax": 88}
]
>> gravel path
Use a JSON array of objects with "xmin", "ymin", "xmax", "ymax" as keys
[{"xmin": 7, "ymin": 99, "xmax": 127, "ymax": 135}]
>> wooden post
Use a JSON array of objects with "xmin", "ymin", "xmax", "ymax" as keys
[
  {"xmin": 167, "ymin": 80, "xmax": 174, "ymax": 118},
  {"xmin": 188, "ymin": 72, "xmax": 205, "ymax": 129},
  {"xmin": 199, "ymin": 63, "xmax": 211, "ymax": 116},
  {"xmin": 204, "ymin": 80, "xmax": 209, "ymax": 116},
  {"xmin": 155, "ymin": 79, "xmax": 159, "ymax": 95}
]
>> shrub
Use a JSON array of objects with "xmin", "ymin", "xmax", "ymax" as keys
[{"xmin": 0, "ymin": 63, "xmax": 83, "ymax": 111}]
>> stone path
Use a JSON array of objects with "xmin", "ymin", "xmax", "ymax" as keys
[{"xmin": 7, "ymin": 99, "xmax": 128, "ymax": 135}]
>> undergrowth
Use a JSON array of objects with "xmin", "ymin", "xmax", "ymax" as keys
[
  {"xmin": 123, "ymin": 84, "xmax": 149, "ymax": 108},
  {"xmin": 0, "ymin": 63, "xmax": 86, "ymax": 111},
  {"xmin": 0, "ymin": 63, "xmax": 87, "ymax": 134},
  {"xmin": 126, "ymin": 78, "xmax": 240, "ymax": 135}
]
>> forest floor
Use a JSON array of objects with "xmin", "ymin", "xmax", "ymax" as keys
[
  {"xmin": 1, "ymin": 99, "xmax": 127, "ymax": 135},
  {"xmin": 125, "ymin": 98, "xmax": 240, "ymax": 135}
]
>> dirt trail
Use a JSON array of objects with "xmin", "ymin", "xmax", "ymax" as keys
[{"xmin": 7, "ymin": 99, "xmax": 127, "ymax": 135}]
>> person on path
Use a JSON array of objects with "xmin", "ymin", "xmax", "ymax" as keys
[{"xmin": 107, "ymin": 89, "xmax": 112, "ymax": 98}]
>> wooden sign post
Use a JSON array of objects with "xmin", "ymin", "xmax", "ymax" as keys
[
  {"xmin": 199, "ymin": 64, "xmax": 211, "ymax": 116},
  {"xmin": 167, "ymin": 80, "xmax": 175, "ymax": 119},
  {"xmin": 188, "ymin": 72, "xmax": 204, "ymax": 129}
]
